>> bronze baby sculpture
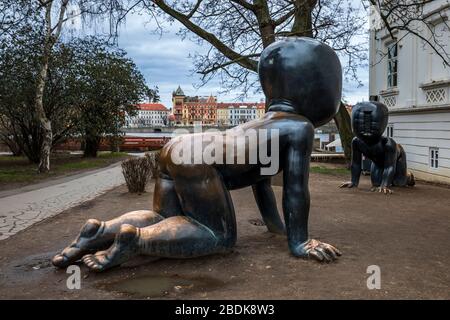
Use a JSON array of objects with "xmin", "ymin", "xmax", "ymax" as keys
[
  {"xmin": 52, "ymin": 37, "xmax": 343, "ymax": 272},
  {"xmin": 340, "ymin": 101, "xmax": 415, "ymax": 194}
]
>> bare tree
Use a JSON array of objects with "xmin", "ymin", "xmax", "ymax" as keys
[
  {"xmin": 0, "ymin": 0, "xmax": 129, "ymax": 171},
  {"xmin": 366, "ymin": 0, "xmax": 450, "ymax": 68},
  {"xmin": 110, "ymin": 0, "xmax": 367, "ymax": 159},
  {"xmin": 0, "ymin": 0, "xmax": 38, "ymax": 39},
  {"xmin": 129, "ymin": 0, "xmax": 450, "ymax": 159}
]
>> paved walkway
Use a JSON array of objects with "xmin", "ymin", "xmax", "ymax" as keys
[{"xmin": 0, "ymin": 164, "xmax": 125, "ymax": 241}]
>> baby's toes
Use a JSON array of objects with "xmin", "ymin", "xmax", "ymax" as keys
[
  {"xmin": 82, "ymin": 255, "xmax": 96, "ymax": 267},
  {"xmin": 308, "ymin": 249, "xmax": 325, "ymax": 262},
  {"xmin": 52, "ymin": 254, "xmax": 69, "ymax": 268},
  {"xmin": 316, "ymin": 247, "xmax": 332, "ymax": 262},
  {"xmin": 324, "ymin": 243, "xmax": 342, "ymax": 257}
]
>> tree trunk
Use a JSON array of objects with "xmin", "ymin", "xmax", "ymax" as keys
[
  {"xmin": 38, "ymin": 119, "xmax": 52, "ymax": 171},
  {"xmin": 292, "ymin": 0, "xmax": 317, "ymax": 37},
  {"xmin": 35, "ymin": 3, "xmax": 54, "ymax": 173},
  {"xmin": 84, "ymin": 135, "xmax": 100, "ymax": 158},
  {"xmin": 333, "ymin": 102, "xmax": 353, "ymax": 161},
  {"xmin": 254, "ymin": 0, "xmax": 275, "ymax": 47},
  {"xmin": 35, "ymin": 0, "xmax": 69, "ymax": 173},
  {"xmin": 35, "ymin": 52, "xmax": 52, "ymax": 173}
]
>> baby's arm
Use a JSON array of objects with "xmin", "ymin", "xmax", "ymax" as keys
[
  {"xmin": 282, "ymin": 122, "xmax": 313, "ymax": 255},
  {"xmin": 283, "ymin": 121, "xmax": 341, "ymax": 262}
]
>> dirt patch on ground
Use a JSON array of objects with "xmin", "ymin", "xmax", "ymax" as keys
[{"xmin": 0, "ymin": 172, "xmax": 449, "ymax": 299}]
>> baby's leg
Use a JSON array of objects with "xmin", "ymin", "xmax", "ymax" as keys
[
  {"xmin": 53, "ymin": 174, "xmax": 183, "ymax": 268},
  {"xmin": 82, "ymin": 216, "xmax": 223, "ymax": 271},
  {"xmin": 52, "ymin": 210, "xmax": 163, "ymax": 268},
  {"xmin": 393, "ymin": 145, "xmax": 415, "ymax": 186},
  {"xmin": 83, "ymin": 165, "xmax": 237, "ymax": 272},
  {"xmin": 153, "ymin": 174, "xmax": 183, "ymax": 218}
]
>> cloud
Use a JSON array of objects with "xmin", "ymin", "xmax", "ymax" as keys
[{"xmin": 99, "ymin": 10, "xmax": 369, "ymax": 108}]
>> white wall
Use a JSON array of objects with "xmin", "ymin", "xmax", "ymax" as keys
[
  {"xmin": 389, "ymin": 112, "xmax": 450, "ymax": 183},
  {"xmin": 370, "ymin": 0, "xmax": 450, "ymax": 184},
  {"xmin": 370, "ymin": 2, "xmax": 450, "ymax": 108}
]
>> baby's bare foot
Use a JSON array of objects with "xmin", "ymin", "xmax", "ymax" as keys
[
  {"xmin": 52, "ymin": 219, "xmax": 107, "ymax": 268},
  {"xmin": 83, "ymin": 224, "xmax": 139, "ymax": 272}
]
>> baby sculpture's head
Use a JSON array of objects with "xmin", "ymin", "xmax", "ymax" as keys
[
  {"xmin": 258, "ymin": 37, "xmax": 342, "ymax": 127},
  {"xmin": 352, "ymin": 101, "xmax": 389, "ymax": 143}
]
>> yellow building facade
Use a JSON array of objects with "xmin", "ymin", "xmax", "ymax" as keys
[{"xmin": 216, "ymin": 107, "xmax": 229, "ymax": 126}]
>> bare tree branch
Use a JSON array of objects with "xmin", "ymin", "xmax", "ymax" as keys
[
  {"xmin": 230, "ymin": 0, "xmax": 255, "ymax": 12},
  {"xmin": 187, "ymin": 0, "xmax": 203, "ymax": 18},
  {"xmin": 150, "ymin": 0, "xmax": 258, "ymax": 71},
  {"xmin": 367, "ymin": 0, "xmax": 450, "ymax": 66}
]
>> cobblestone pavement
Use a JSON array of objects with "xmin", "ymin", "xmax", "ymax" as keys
[{"xmin": 0, "ymin": 165, "xmax": 124, "ymax": 240}]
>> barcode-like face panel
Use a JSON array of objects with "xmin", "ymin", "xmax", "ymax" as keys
[
  {"xmin": 363, "ymin": 111, "xmax": 372, "ymax": 134},
  {"xmin": 351, "ymin": 102, "xmax": 389, "ymax": 141}
]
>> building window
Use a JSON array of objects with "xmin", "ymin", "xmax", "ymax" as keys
[
  {"xmin": 430, "ymin": 147, "xmax": 439, "ymax": 169},
  {"xmin": 386, "ymin": 124, "xmax": 394, "ymax": 138},
  {"xmin": 387, "ymin": 42, "xmax": 398, "ymax": 88}
]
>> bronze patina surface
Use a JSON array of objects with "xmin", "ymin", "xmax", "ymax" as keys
[
  {"xmin": 52, "ymin": 37, "xmax": 343, "ymax": 271},
  {"xmin": 340, "ymin": 101, "xmax": 415, "ymax": 194}
]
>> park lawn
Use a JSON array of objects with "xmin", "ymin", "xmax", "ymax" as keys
[
  {"xmin": 0, "ymin": 152, "xmax": 129, "ymax": 190},
  {"xmin": 310, "ymin": 165, "xmax": 349, "ymax": 176},
  {"xmin": 309, "ymin": 161, "xmax": 349, "ymax": 176},
  {"xmin": 0, "ymin": 152, "xmax": 348, "ymax": 191}
]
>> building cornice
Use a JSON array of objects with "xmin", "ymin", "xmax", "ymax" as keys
[
  {"xmin": 379, "ymin": 30, "xmax": 398, "ymax": 41},
  {"xmin": 389, "ymin": 104, "xmax": 450, "ymax": 114},
  {"xmin": 374, "ymin": 3, "xmax": 450, "ymax": 39},
  {"xmin": 419, "ymin": 79, "xmax": 450, "ymax": 90},
  {"xmin": 424, "ymin": 3, "xmax": 450, "ymax": 24},
  {"xmin": 379, "ymin": 88, "xmax": 399, "ymax": 97}
]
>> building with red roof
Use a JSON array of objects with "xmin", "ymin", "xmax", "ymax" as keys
[
  {"xmin": 125, "ymin": 103, "xmax": 170, "ymax": 128},
  {"xmin": 172, "ymin": 86, "xmax": 217, "ymax": 125},
  {"xmin": 172, "ymin": 86, "xmax": 265, "ymax": 126}
]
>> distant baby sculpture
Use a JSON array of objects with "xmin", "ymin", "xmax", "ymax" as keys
[
  {"xmin": 340, "ymin": 101, "xmax": 415, "ymax": 194},
  {"xmin": 52, "ymin": 37, "xmax": 343, "ymax": 272}
]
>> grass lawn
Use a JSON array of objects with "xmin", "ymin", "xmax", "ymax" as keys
[
  {"xmin": 310, "ymin": 165, "xmax": 349, "ymax": 176},
  {"xmin": 0, "ymin": 151, "xmax": 348, "ymax": 191},
  {"xmin": 0, "ymin": 152, "xmax": 129, "ymax": 190}
]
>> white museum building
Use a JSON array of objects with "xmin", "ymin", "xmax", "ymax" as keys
[
  {"xmin": 124, "ymin": 103, "xmax": 170, "ymax": 128},
  {"xmin": 369, "ymin": 1, "xmax": 450, "ymax": 184},
  {"xmin": 228, "ymin": 105, "xmax": 258, "ymax": 126},
  {"xmin": 217, "ymin": 102, "xmax": 265, "ymax": 126}
]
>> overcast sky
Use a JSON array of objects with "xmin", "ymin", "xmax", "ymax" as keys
[{"xmin": 77, "ymin": 4, "xmax": 370, "ymax": 109}]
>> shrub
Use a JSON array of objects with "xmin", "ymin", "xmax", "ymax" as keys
[
  {"xmin": 121, "ymin": 150, "xmax": 161, "ymax": 193},
  {"xmin": 121, "ymin": 156, "xmax": 152, "ymax": 193}
]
